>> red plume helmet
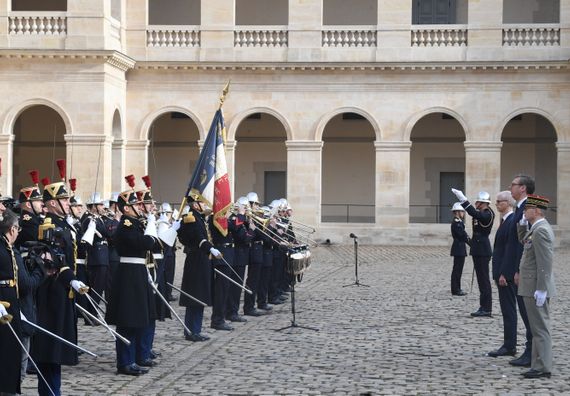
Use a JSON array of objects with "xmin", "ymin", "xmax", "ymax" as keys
[
  {"xmin": 41, "ymin": 177, "xmax": 51, "ymax": 187},
  {"xmin": 69, "ymin": 178, "xmax": 77, "ymax": 192},
  {"xmin": 56, "ymin": 159, "xmax": 66, "ymax": 181},
  {"xmin": 29, "ymin": 170, "xmax": 40, "ymax": 185},
  {"xmin": 142, "ymin": 175, "xmax": 152, "ymax": 189},
  {"xmin": 125, "ymin": 174, "xmax": 136, "ymax": 189}
]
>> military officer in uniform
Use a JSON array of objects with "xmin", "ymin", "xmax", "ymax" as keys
[
  {"xmin": 159, "ymin": 203, "xmax": 177, "ymax": 301},
  {"xmin": 32, "ymin": 177, "xmax": 89, "ymax": 396},
  {"xmin": 452, "ymin": 189, "xmax": 495, "ymax": 317},
  {"xmin": 15, "ymin": 170, "xmax": 44, "ymax": 251},
  {"xmin": 105, "ymin": 176, "xmax": 158, "ymax": 376},
  {"xmin": 177, "ymin": 195, "xmax": 221, "ymax": 341},
  {"xmin": 105, "ymin": 192, "xmax": 121, "ymax": 300},
  {"xmin": 516, "ymin": 195, "xmax": 556, "ymax": 379},
  {"xmin": 449, "ymin": 202, "xmax": 469, "ymax": 296}
]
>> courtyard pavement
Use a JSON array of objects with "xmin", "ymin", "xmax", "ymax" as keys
[{"xmin": 20, "ymin": 245, "xmax": 570, "ymax": 395}]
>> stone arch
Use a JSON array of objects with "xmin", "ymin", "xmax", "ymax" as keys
[
  {"xmin": 111, "ymin": 108, "xmax": 124, "ymax": 140},
  {"xmin": 314, "ymin": 107, "xmax": 381, "ymax": 142},
  {"xmin": 2, "ymin": 98, "xmax": 72, "ymax": 137},
  {"xmin": 227, "ymin": 107, "xmax": 293, "ymax": 142},
  {"xmin": 139, "ymin": 106, "xmax": 205, "ymax": 141},
  {"xmin": 495, "ymin": 107, "xmax": 561, "ymax": 142},
  {"xmin": 403, "ymin": 106, "xmax": 470, "ymax": 142}
]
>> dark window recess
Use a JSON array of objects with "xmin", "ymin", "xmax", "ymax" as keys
[
  {"xmin": 247, "ymin": 113, "xmax": 262, "ymax": 120},
  {"xmin": 342, "ymin": 112, "xmax": 366, "ymax": 120},
  {"xmin": 441, "ymin": 113, "xmax": 455, "ymax": 120},
  {"xmin": 511, "ymin": 115, "xmax": 523, "ymax": 121},
  {"xmin": 171, "ymin": 112, "xmax": 190, "ymax": 119}
]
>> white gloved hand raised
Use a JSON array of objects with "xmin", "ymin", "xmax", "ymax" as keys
[
  {"xmin": 0, "ymin": 302, "xmax": 8, "ymax": 317},
  {"xmin": 144, "ymin": 214, "xmax": 158, "ymax": 239},
  {"xmin": 70, "ymin": 280, "xmax": 89, "ymax": 295},
  {"xmin": 158, "ymin": 213, "xmax": 169, "ymax": 224},
  {"xmin": 66, "ymin": 215, "xmax": 76, "ymax": 227},
  {"xmin": 519, "ymin": 213, "xmax": 528, "ymax": 226},
  {"xmin": 210, "ymin": 247, "xmax": 222, "ymax": 259},
  {"xmin": 534, "ymin": 290, "xmax": 547, "ymax": 307},
  {"xmin": 171, "ymin": 220, "xmax": 181, "ymax": 232},
  {"xmin": 451, "ymin": 188, "xmax": 467, "ymax": 203},
  {"xmin": 81, "ymin": 219, "xmax": 97, "ymax": 245}
]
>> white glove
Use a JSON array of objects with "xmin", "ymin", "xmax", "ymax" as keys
[
  {"xmin": 144, "ymin": 214, "xmax": 158, "ymax": 239},
  {"xmin": 81, "ymin": 219, "xmax": 97, "ymax": 245},
  {"xmin": 171, "ymin": 220, "xmax": 181, "ymax": 232},
  {"xmin": 66, "ymin": 215, "xmax": 76, "ymax": 226},
  {"xmin": 249, "ymin": 222, "xmax": 256, "ymax": 231},
  {"xmin": 158, "ymin": 213, "xmax": 169, "ymax": 224},
  {"xmin": 210, "ymin": 247, "xmax": 222, "ymax": 259},
  {"xmin": 519, "ymin": 213, "xmax": 528, "ymax": 226},
  {"xmin": 70, "ymin": 280, "xmax": 89, "ymax": 294},
  {"xmin": 0, "ymin": 303, "xmax": 8, "ymax": 317},
  {"xmin": 451, "ymin": 188, "xmax": 467, "ymax": 203},
  {"xmin": 534, "ymin": 290, "xmax": 547, "ymax": 307}
]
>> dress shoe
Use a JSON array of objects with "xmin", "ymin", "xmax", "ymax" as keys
[
  {"xmin": 487, "ymin": 346, "xmax": 517, "ymax": 357},
  {"xmin": 268, "ymin": 298, "xmax": 286, "ymax": 305},
  {"xmin": 452, "ymin": 290, "xmax": 467, "ymax": 296},
  {"xmin": 227, "ymin": 314, "xmax": 247, "ymax": 323},
  {"xmin": 211, "ymin": 322, "xmax": 234, "ymax": 331},
  {"xmin": 509, "ymin": 355, "xmax": 532, "ymax": 367},
  {"xmin": 522, "ymin": 369, "xmax": 551, "ymax": 379},
  {"xmin": 244, "ymin": 309, "xmax": 263, "ymax": 317},
  {"xmin": 136, "ymin": 358, "xmax": 157, "ymax": 367},
  {"xmin": 117, "ymin": 364, "xmax": 144, "ymax": 376},
  {"xmin": 150, "ymin": 350, "xmax": 161, "ymax": 359},
  {"xmin": 185, "ymin": 333, "xmax": 210, "ymax": 342},
  {"xmin": 258, "ymin": 303, "xmax": 273, "ymax": 311},
  {"xmin": 470, "ymin": 308, "xmax": 492, "ymax": 317}
]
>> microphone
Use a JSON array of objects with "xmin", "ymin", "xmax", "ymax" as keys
[{"xmin": 349, "ymin": 233, "xmax": 357, "ymax": 239}]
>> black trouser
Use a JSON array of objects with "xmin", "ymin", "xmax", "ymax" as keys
[
  {"xmin": 211, "ymin": 264, "xmax": 230, "ymax": 325},
  {"xmin": 243, "ymin": 262, "xmax": 262, "ymax": 312},
  {"xmin": 269, "ymin": 252, "xmax": 285, "ymax": 299},
  {"xmin": 516, "ymin": 291, "xmax": 533, "ymax": 354},
  {"xmin": 226, "ymin": 265, "xmax": 246, "ymax": 318},
  {"xmin": 472, "ymin": 256, "xmax": 492, "ymax": 312},
  {"xmin": 75, "ymin": 264, "xmax": 91, "ymax": 321},
  {"xmin": 497, "ymin": 280, "xmax": 517, "ymax": 350},
  {"xmin": 164, "ymin": 253, "xmax": 176, "ymax": 298},
  {"xmin": 87, "ymin": 265, "xmax": 108, "ymax": 307},
  {"xmin": 451, "ymin": 256, "xmax": 465, "ymax": 294}
]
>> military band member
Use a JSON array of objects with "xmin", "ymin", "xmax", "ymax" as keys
[
  {"xmin": 452, "ymin": 189, "xmax": 495, "ymax": 317},
  {"xmin": 32, "ymin": 178, "xmax": 89, "ymax": 396},
  {"xmin": 105, "ymin": 192, "xmax": 121, "ymax": 300},
  {"xmin": 69, "ymin": 189, "xmax": 91, "ymax": 325},
  {"xmin": 159, "ymin": 203, "xmax": 177, "ymax": 301},
  {"xmin": 257, "ymin": 209, "xmax": 282, "ymax": 308},
  {"xmin": 105, "ymin": 177, "xmax": 157, "ymax": 376},
  {"xmin": 178, "ymin": 196, "xmax": 221, "ymax": 342},
  {"xmin": 450, "ymin": 202, "xmax": 469, "ymax": 296}
]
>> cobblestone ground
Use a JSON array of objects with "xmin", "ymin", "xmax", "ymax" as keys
[{"xmin": 20, "ymin": 245, "xmax": 570, "ymax": 395}]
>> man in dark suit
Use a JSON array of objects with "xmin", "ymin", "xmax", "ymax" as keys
[
  {"xmin": 452, "ymin": 189, "xmax": 495, "ymax": 317},
  {"xmin": 488, "ymin": 191, "xmax": 518, "ymax": 357},
  {"xmin": 508, "ymin": 174, "xmax": 535, "ymax": 367}
]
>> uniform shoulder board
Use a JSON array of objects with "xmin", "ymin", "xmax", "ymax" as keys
[
  {"xmin": 123, "ymin": 219, "xmax": 132, "ymax": 227},
  {"xmin": 22, "ymin": 214, "xmax": 32, "ymax": 221},
  {"xmin": 183, "ymin": 213, "xmax": 196, "ymax": 223}
]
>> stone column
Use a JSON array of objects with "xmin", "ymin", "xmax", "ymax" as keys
[
  {"xmin": 225, "ymin": 139, "xmax": 237, "ymax": 197},
  {"xmin": 123, "ymin": 139, "xmax": 149, "ymax": 188},
  {"xmin": 562, "ymin": 0, "xmax": 570, "ymax": 48},
  {"xmin": 111, "ymin": 138, "xmax": 126, "ymax": 192},
  {"xmin": 0, "ymin": 0, "xmax": 8, "ymax": 47},
  {"xmin": 556, "ymin": 142, "xmax": 570, "ymax": 228},
  {"xmin": 0, "ymin": 134, "xmax": 14, "ymax": 195},
  {"xmin": 65, "ymin": 134, "xmax": 113, "ymax": 198},
  {"xmin": 375, "ymin": 141, "xmax": 412, "ymax": 227},
  {"xmin": 288, "ymin": 0, "xmax": 321, "ymax": 61},
  {"xmin": 467, "ymin": 0, "xmax": 503, "ymax": 57},
  {"xmin": 66, "ymin": 0, "xmax": 106, "ymax": 49},
  {"xmin": 376, "ymin": 0, "xmax": 412, "ymax": 61},
  {"xmin": 463, "ymin": 141, "xmax": 503, "ymax": 200},
  {"xmin": 285, "ymin": 141, "xmax": 323, "ymax": 227},
  {"xmin": 123, "ymin": 0, "xmax": 146, "ymax": 59}
]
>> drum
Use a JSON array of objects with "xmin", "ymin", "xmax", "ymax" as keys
[{"xmin": 286, "ymin": 248, "xmax": 311, "ymax": 275}]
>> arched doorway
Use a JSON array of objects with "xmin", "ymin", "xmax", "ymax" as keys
[
  {"xmin": 234, "ymin": 112, "xmax": 287, "ymax": 204},
  {"xmin": 12, "ymin": 104, "xmax": 66, "ymax": 196},
  {"xmin": 409, "ymin": 112, "xmax": 466, "ymax": 223},
  {"xmin": 321, "ymin": 112, "xmax": 375, "ymax": 223},
  {"xmin": 111, "ymin": 109, "xmax": 123, "ymax": 192},
  {"xmin": 501, "ymin": 112, "xmax": 557, "ymax": 223},
  {"xmin": 148, "ymin": 111, "xmax": 200, "ymax": 204}
]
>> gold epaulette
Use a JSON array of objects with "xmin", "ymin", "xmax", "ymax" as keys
[{"xmin": 183, "ymin": 213, "xmax": 196, "ymax": 223}]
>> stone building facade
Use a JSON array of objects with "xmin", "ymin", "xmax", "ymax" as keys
[{"xmin": 0, "ymin": 0, "xmax": 568, "ymax": 244}]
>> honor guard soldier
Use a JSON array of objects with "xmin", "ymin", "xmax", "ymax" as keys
[
  {"xmin": 449, "ymin": 202, "xmax": 469, "ymax": 296},
  {"xmin": 243, "ymin": 192, "xmax": 267, "ymax": 316},
  {"xmin": 257, "ymin": 206, "xmax": 282, "ymax": 308},
  {"xmin": 177, "ymin": 195, "xmax": 220, "ymax": 342},
  {"xmin": 452, "ymin": 189, "xmax": 495, "ymax": 317},
  {"xmin": 82, "ymin": 192, "xmax": 111, "ymax": 316},
  {"xmin": 15, "ymin": 170, "xmax": 44, "ymax": 251},
  {"xmin": 268, "ymin": 200, "xmax": 288, "ymax": 305},
  {"xmin": 159, "ymin": 203, "xmax": 177, "ymax": 301},
  {"xmin": 105, "ymin": 192, "xmax": 121, "ymax": 299},
  {"xmin": 105, "ymin": 175, "xmax": 158, "ymax": 376},
  {"xmin": 32, "ymin": 176, "xmax": 89, "ymax": 396}
]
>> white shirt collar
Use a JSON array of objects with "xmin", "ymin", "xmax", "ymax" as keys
[
  {"xmin": 531, "ymin": 218, "xmax": 546, "ymax": 229},
  {"xmin": 517, "ymin": 197, "xmax": 527, "ymax": 208},
  {"xmin": 502, "ymin": 211, "xmax": 513, "ymax": 221}
]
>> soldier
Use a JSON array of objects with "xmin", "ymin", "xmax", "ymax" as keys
[
  {"xmin": 15, "ymin": 170, "xmax": 44, "ymax": 251},
  {"xmin": 158, "ymin": 203, "xmax": 177, "ymax": 301},
  {"xmin": 449, "ymin": 202, "xmax": 469, "ymax": 296},
  {"xmin": 105, "ymin": 192, "xmax": 121, "ymax": 300},
  {"xmin": 177, "ymin": 195, "xmax": 221, "ymax": 341},
  {"xmin": 32, "ymin": 177, "xmax": 89, "ymax": 396},
  {"xmin": 452, "ymin": 189, "xmax": 495, "ymax": 317},
  {"xmin": 105, "ymin": 175, "xmax": 158, "ymax": 376},
  {"xmin": 257, "ymin": 207, "xmax": 282, "ymax": 309},
  {"xmin": 268, "ymin": 200, "xmax": 288, "ymax": 305}
]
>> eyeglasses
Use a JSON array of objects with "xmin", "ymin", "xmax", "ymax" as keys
[
  {"xmin": 495, "ymin": 200, "xmax": 507, "ymax": 204},
  {"xmin": 12, "ymin": 225, "xmax": 21, "ymax": 232},
  {"xmin": 510, "ymin": 183, "xmax": 523, "ymax": 187}
]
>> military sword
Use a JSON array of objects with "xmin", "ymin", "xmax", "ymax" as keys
[
  {"xmin": 21, "ymin": 317, "xmax": 98, "ymax": 358},
  {"xmin": 147, "ymin": 276, "xmax": 193, "ymax": 336},
  {"xmin": 166, "ymin": 282, "xmax": 207, "ymax": 307},
  {"xmin": 90, "ymin": 289, "xmax": 108, "ymax": 305},
  {"xmin": 75, "ymin": 303, "xmax": 130, "ymax": 346},
  {"xmin": 214, "ymin": 266, "xmax": 253, "ymax": 295},
  {"xmin": 470, "ymin": 266, "xmax": 475, "ymax": 293}
]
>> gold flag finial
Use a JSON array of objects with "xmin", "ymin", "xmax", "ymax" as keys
[{"xmin": 218, "ymin": 80, "xmax": 231, "ymax": 109}]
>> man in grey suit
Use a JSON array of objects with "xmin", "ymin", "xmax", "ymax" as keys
[{"xmin": 516, "ymin": 194, "xmax": 556, "ymax": 379}]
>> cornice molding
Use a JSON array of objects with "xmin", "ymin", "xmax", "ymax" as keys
[
  {"xmin": 64, "ymin": 134, "xmax": 112, "ymax": 145},
  {"xmin": 285, "ymin": 141, "xmax": 324, "ymax": 151},
  {"xmin": 374, "ymin": 141, "xmax": 412, "ymax": 151},
  {"xmin": 463, "ymin": 141, "xmax": 503, "ymax": 151},
  {"xmin": 0, "ymin": 50, "xmax": 136, "ymax": 72}
]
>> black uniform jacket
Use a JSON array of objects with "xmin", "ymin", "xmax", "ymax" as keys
[
  {"xmin": 15, "ymin": 210, "xmax": 41, "ymax": 250},
  {"xmin": 231, "ymin": 213, "xmax": 254, "ymax": 267},
  {"xmin": 105, "ymin": 215, "xmax": 157, "ymax": 328},
  {"xmin": 210, "ymin": 215, "xmax": 235, "ymax": 267},
  {"xmin": 0, "ymin": 236, "xmax": 23, "ymax": 394},
  {"xmin": 16, "ymin": 249, "xmax": 45, "ymax": 336},
  {"xmin": 178, "ymin": 210, "xmax": 213, "ymax": 307},
  {"xmin": 492, "ymin": 212, "xmax": 519, "ymax": 281},
  {"xmin": 510, "ymin": 199, "xmax": 527, "ymax": 273},
  {"xmin": 450, "ymin": 217, "xmax": 469, "ymax": 257},
  {"xmin": 81, "ymin": 215, "xmax": 110, "ymax": 267},
  {"xmin": 461, "ymin": 201, "xmax": 495, "ymax": 257},
  {"xmin": 32, "ymin": 213, "xmax": 79, "ymax": 366}
]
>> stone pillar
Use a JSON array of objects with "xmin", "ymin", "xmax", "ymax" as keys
[
  {"xmin": 66, "ymin": 0, "xmax": 106, "ymax": 49},
  {"xmin": 65, "ymin": 134, "xmax": 113, "ymax": 198},
  {"xmin": 225, "ymin": 139, "xmax": 237, "ymax": 197},
  {"xmin": 375, "ymin": 141, "xmax": 412, "ymax": 227},
  {"xmin": 463, "ymin": 141, "xmax": 503, "ymax": 200},
  {"xmin": 562, "ymin": 0, "xmax": 570, "ymax": 47},
  {"xmin": 111, "ymin": 138, "xmax": 126, "ymax": 192},
  {"xmin": 286, "ymin": 141, "xmax": 323, "ymax": 227},
  {"xmin": 123, "ymin": 139, "xmax": 149, "ymax": 188},
  {"xmin": 556, "ymin": 142, "xmax": 570, "ymax": 229},
  {"xmin": 123, "ymin": 0, "xmax": 146, "ymax": 59},
  {"xmin": 0, "ymin": 134, "xmax": 14, "ymax": 195},
  {"xmin": 200, "ymin": 0, "xmax": 234, "ymax": 60},
  {"xmin": 376, "ymin": 0, "xmax": 412, "ymax": 61},
  {"xmin": 0, "ymin": 0, "xmax": 8, "ymax": 47},
  {"xmin": 288, "ymin": 0, "xmax": 321, "ymax": 61},
  {"xmin": 468, "ymin": 0, "xmax": 503, "ymax": 56}
]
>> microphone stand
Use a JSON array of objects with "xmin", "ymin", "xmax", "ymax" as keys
[{"xmin": 343, "ymin": 235, "xmax": 369, "ymax": 287}]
